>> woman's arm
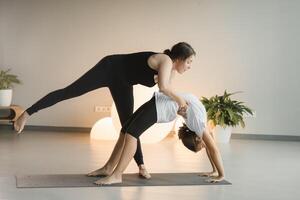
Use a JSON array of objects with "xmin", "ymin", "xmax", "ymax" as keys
[
  {"xmin": 157, "ymin": 56, "xmax": 187, "ymax": 108},
  {"xmin": 201, "ymin": 129, "xmax": 225, "ymax": 182}
]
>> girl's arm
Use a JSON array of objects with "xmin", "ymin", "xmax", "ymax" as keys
[
  {"xmin": 201, "ymin": 129, "xmax": 225, "ymax": 183},
  {"xmin": 206, "ymin": 131, "xmax": 217, "ymax": 173},
  {"xmin": 198, "ymin": 142, "xmax": 218, "ymax": 177}
]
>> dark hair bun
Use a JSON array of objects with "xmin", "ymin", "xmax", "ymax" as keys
[
  {"xmin": 163, "ymin": 49, "xmax": 171, "ymax": 56},
  {"xmin": 165, "ymin": 42, "xmax": 196, "ymax": 60}
]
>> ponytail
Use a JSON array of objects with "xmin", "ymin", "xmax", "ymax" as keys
[
  {"xmin": 163, "ymin": 42, "xmax": 196, "ymax": 61},
  {"xmin": 163, "ymin": 49, "xmax": 171, "ymax": 57}
]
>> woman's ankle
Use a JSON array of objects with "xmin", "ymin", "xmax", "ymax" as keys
[
  {"xmin": 139, "ymin": 164, "xmax": 146, "ymax": 170},
  {"xmin": 21, "ymin": 111, "xmax": 30, "ymax": 118}
]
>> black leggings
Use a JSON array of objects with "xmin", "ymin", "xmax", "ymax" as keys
[
  {"xmin": 121, "ymin": 96, "xmax": 157, "ymax": 138},
  {"xmin": 26, "ymin": 58, "xmax": 146, "ymax": 166}
]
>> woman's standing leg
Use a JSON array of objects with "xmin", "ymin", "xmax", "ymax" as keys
[
  {"xmin": 108, "ymin": 85, "xmax": 151, "ymax": 178},
  {"xmin": 14, "ymin": 58, "xmax": 111, "ymax": 133}
]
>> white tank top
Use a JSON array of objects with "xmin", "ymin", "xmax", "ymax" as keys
[{"xmin": 154, "ymin": 92, "xmax": 207, "ymax": 137}]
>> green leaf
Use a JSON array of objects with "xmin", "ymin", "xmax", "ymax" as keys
[
  {"xmin": 0, "ymin": 69, "xmax": 22, "ymax": 89},
  {"xmin": 240, "ymin": 120, "xmax": 245, "ymax": 128},
  {"xmin": 201, "ymin": 90, "xmax": 253, "ymax": 128}
]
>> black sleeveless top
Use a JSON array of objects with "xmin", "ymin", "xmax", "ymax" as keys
[{"xmin": 108, "ymin": 51, "xmax": 159, "ymax": 87}]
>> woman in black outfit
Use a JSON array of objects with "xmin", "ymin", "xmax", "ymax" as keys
[{"xmin": 14, "ymin": 42, "xmax": 196, "ymax": 179}]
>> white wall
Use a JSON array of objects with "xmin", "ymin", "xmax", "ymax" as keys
[
  {"xmin": 1, "ymin": 0, "xmax": 299, "ymax": 136},
  {"xmin": 0, "ymin": 1, "xmax": 4, "ymax": 63}
]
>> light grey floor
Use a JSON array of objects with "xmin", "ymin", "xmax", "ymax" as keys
[{"xmin": 0, "ymin": 129, "xmax": 299, "ymax": 200}]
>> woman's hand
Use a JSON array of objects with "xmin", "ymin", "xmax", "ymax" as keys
[{"xmin": 177, "ymin": 101, "xmax": 188, "ymax": 118}]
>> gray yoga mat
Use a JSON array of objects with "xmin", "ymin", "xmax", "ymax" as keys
[{"xmin": 16, "ymin": 173, "xmax": 231, "ymax": 188}]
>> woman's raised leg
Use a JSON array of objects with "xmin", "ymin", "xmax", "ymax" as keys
[{"xmin": 14, "ymin": 58, "xmax": 111, "ymax": 133}]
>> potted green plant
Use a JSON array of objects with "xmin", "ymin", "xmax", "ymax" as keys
[
  {"xmin": 200, "ymin": 90, "xmax": 253, "ymax": 143},
  {"xmin": 0, "ymin": 69, "xmax": 21, "ymax": 107}
]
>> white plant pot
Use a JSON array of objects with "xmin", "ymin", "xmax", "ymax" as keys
[
  {"xmin": 212, "ymin": 125, "xmax": 233, "ymax": 143},
  {"xmin": 0, "ymin": 89, "xmax": 13, "ymax": 107}
]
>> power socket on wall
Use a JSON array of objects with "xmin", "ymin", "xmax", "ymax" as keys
[{"xmin": 94, "ymin": 106, "xmax": 111, "ymax": 113}]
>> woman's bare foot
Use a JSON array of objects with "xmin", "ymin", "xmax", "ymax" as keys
[
  {"xmin": 206, "ymin": 176, "xmax": 224, "ymax": 183},
  {"xmin": 139, "ymin": 165, "xmax": 151, "ymax": 179},
  {"xmin": 94, "ymin": 174, "xmax": 122, "ymax": 185},
  {"xmin": 87, "ymin": 166, "xmax": 113, "ymax": 177},
  {"xmin": 198, "ymin": 171, "xmax": 218, "ymax": 177},
  {"xmin": 14, "ymin": 111, "xmax": 30, "ymax": 134}
]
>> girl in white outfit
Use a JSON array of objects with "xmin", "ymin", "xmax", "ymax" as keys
[{"xmin": 92, "ymin": 92, "xmax": 225, "ymax": 185}]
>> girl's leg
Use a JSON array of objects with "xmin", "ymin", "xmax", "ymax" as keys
[
  {"xmin": 87, "ymin": 87, "xmax": 151, "ymax": 177},
  {"xmin": 87, "ymin": 132, "xmax": 126, "ymax": 176},
  {"xmin": 109, "ymin": 85, "xmax": 150, "ymax": 178},
  {"xmin": 14, "ymin": 58, "xmax": 111, "ymax": 133},
  {"xmin": 95, "ymin": 134, "xmax": 138, "ymax": 185},
  {"xmin": 87, "ymin": 94, "xmax": 152, "ymax": 177},
  {"xmin": 95, "ymin": 97, "xmax": 157, "ymax": 185}
]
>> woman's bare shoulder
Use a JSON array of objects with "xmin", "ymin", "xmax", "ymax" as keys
[{"xmin": 148, "ymin": 53, "xmax": 172, "ymax": 70}]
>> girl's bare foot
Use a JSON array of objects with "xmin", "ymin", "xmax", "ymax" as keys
[
  {"xmin": 14, "ymin": 111, "xmax": 29, "ymax": 134},
  {"xmin": 139, "ymin": 165, "xmax": 151, "ymax": 179},
  {"xmin": 94, "ymin": 174, "xmax": 122, "ymax": 185},
  {"xmin": 198, "ymin": 171, "xmax": 218, "ymax": 177},
  {"xmin": 87, "ymin": 166, "xmax": 112, "ymax": 177}
]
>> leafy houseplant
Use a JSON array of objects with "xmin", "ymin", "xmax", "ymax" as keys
[
  {"xmin": 200, "ymin": 90, "xmax": 253, "ymax": 143},
  {"xmin": 0, "ymin": 69, "xmax": 22, "ymax": 106},
  {"xmin": 201, "ymin": 90, "xmax": 253, "ymax": 128}
]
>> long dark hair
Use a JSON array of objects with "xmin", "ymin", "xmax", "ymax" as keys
[
  {"xmin": 178, "ymin": 123, "xmax": 198, "ymax": 152},
  {"xmin": 163, "ymin": 42, "xmax": 196, "ymax": 61}
]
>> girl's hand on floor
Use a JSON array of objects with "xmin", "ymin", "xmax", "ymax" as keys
[
  {"xmin": 198, "ymin": 171, "xmax": 218, "ymax": 177},
  {"xmin": 206, "ymin": 176, "xmax": 224, "ymax": 183}
]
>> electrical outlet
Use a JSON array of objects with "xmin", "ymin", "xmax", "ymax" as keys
[
  {"xmin": 243, "ymin": 110, "xmax": 256, "ymax": 118},
  {"xmin": 94, "ymin": 106, "xmax": 111, "ymax": 113}
]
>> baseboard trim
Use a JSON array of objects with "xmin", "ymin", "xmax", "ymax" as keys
[
  {"xmin": 1, "ymin": 124, "xmax": 299, "ymax": 141},
  {"xmin": 231, "ymin": 133, "xmax": 300, "ymax": 141}
]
